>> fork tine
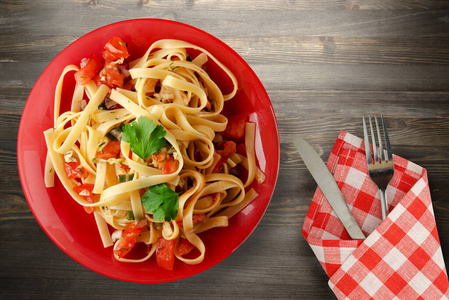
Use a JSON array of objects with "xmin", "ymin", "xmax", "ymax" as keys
[
  {"xmin": 368, "ymin": 116, "xmax": 378, "ymax": 163},
  {"xmin": 363, "ymin": 113, "xmax": 394, "ymax": 220},
  {"xmin": 374, "ymin": 115, "xmax": 385, "ymax": 161},
  {"xmin": 362, "ymin": 116, "xmax": 372, "ymax": 164},
  {"xmin": 381, "ymin": 114, "xmax": 393, "ymax": 161}
]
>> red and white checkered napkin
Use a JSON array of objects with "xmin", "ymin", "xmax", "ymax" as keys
[{"xmin": 302, "ymin": 131, "xmax": 449, "ymax": 299}]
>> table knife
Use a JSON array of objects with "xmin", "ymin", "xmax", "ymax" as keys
[{"xmin": 293, "ymin": 137, "xmax": 365, "ymax": 240}]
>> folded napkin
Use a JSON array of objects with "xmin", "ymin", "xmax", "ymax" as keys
[{"xmin": 302, "ymin": 131, "xmax": 449, "ymax": 299}]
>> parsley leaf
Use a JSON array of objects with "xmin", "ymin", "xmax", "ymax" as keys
[
  {"xmin": 121, "ymin": 116, "xmax": 167, "ymax": 160},
  {"xmin": 142, "ymin": 184, "xmax": 179, "ymax": 222}
]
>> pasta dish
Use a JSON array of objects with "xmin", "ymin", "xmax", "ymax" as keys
[{"xmin": 44, "ymin": 37, "xmax": 265, "ymax": 270}]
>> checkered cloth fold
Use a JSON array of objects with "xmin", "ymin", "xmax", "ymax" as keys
[{"xmin": 302, "ymin": 131, "xmax": 449, "ymax": 299}]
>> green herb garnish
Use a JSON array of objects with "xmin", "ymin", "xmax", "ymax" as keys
[
  {"xmin": 121, "ymin": 116, "xmax": 166, "ymax": 160},
  {"xmin": 142, "ymin": 183, "xmax": 179, "ymax": 222}
]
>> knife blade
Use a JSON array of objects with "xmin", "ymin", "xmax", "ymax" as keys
[{"xmin": 294, "ymin": 137, "xmax": 365, "ymax": 240}]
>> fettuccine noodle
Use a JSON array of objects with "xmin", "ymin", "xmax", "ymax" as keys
[{"xmin": 44, "ymin": 38, "xmax": 265, "ymax": 269}]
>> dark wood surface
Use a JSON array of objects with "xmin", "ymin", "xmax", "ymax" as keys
[{"xmin": 2, "ymin": 1, "xmax": 449, "ymax": 299}]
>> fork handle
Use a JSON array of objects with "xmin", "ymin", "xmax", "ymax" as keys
[{"xmin": 379, "ymin": 189, "xmax": 388, "ymax": 219}]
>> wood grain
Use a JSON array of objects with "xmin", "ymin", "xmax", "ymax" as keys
[{"xmin": 1, "ymin": 0, "xmax": 449, "ymax": 299}]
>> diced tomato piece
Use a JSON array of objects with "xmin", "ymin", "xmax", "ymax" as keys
[
  {"xmin": 152, "ymin": 152, "xmax": 165, "ymax": 166},
  {"xmin": 74, "ymin": 54, "xmax": 103, "ymax": 85},
  {"xmin": 213, "ymin": 141, "xmax": 236, "ymax": 173},
  {"xmin": 97, "ymin": 140, "xmax": 121, "ymax": 159},
  {"xmin": 156, "ymin": 237, "xmax": 176, "ymax": 270},
  {"xmin": 106, "ymin": 64, "xmax": 124, "ymax": 87},
  {"xmin": 221, "ymin": 114, "xmax": 248, "ymax": 139},
  {"xmin": 152, "ymin": 152, "xmax": 166, "ymax": 160},
  {"xmin": 235, "ymin": 163, "xmax": 249, "ymax": 183},
  {"xmin": 151, "ymin": 153, "xmax": 179, "ymax": 174},
  {"xmin": 236, "ymin": 143, "xmax": 247, "ymax": 156},
  {"xmin": 192, "ymin": 213, "xmax": 207, "ymax": 224},
  {"xmin": 123, "ymin": 79, "xmax": 134, "ymax": 91},
  {"xmin": 114, "ymin": 220, "xmax": 146, "ymax": 258},
  {"xmin": 176, "ymin": 213, "xmax": 207, "ymax": 227},
  {"xmin": 64, "ymin": 162, "xmax": 89, "ymax": 179},
  {"xmin": 73, "ymin": 183, "xmax": 93, "ymax": 194},
  {"xmin": 114, "ymin": 237, "xmax": 135, "ymax": 259},
  {"xmin": 204, "ymin": 99, "xmax": 212, "ymax": 111},
  {"xmin": 83, "ymin": 206, "xmax": 94, "ymax": 214},
  {"xmin": 79, "ymin": 58, "xmax": 89, "ymax": 69},
  {"xmin": 161, "ymin": 155, "xmax": 179, "ymax": 174},
  {"xmin": 92, "ymin": 74, "xmax": 102, "ymax": 87},
  {"xmin": 73, "ymin": 183, "xmax": 96, "ymax": 213},
  {"xmin": 103, "ymin": 36, "xmax": 130, "ymax": 61},
  {"xmin": 100, "ymin": 62, "xmax": 125, "ymax": 88},
  {"xmin": 73, "ymin": 183, "xmax": 95, "ymax": 197},
  {"xmin": 122, "ymin": 226, "xmax": 139, "ymax": 240},
  {"xmin": 177, "ymin": 238, "xmax": 195, "ymax": 256}
]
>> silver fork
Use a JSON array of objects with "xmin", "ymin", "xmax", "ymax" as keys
[{"xmin": 362, "ymin": 114, "xmax": 395, "ymax": 220}]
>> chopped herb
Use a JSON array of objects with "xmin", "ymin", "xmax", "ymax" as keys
[
  {"xmin": 105, "ymin": 131, "xmax": 117, "ymax": 141},
  {"xmin": 105, "ymin": 127, "xmax": 122, "ymax": 141},
  {"xmin": 49, "ymin": 168, "xmax": 53, "ymax": 173},
  {"xmin": 118, "ymin": 173, "xmax": 134, "ymax": 183},
  {"xmin": 121, "ymin": 116, "xmax": 167, "ymax": 160},
  {"xmin": 142, "ymin": 183, "xmax": 179, "ymax": 222},
  {"xmin": 126, "ymin": 211, "xmax": 134, "ymax": 220},
  {"xmin": 169, "ymin": 62, "xmax": 179, "ymax": 71},
  {"xmin": 98, "ymin": 102, "xmax": 107, "ymax": 110},
  {"xmin": 114, "ymin": 247, "xmax": 130, "ymax": 252}
]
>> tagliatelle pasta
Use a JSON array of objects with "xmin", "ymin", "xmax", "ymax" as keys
[{"xmin": 43, "ymin": 37, "xmax": 265, "ymax": 270}]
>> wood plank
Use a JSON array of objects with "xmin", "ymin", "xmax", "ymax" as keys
[
  {"xmin": 3, "ymin": 35, "xmax": 449, "ymax": 66},
  {"xmin": 253, "ymin": 63, "xmax": 449, "ymax": 91},
  {"xmin": 1, "ymin": 7, "xmax": 449, "ymax": 38},
  {"xmin": 2, "ymin": 0, "xmax": 449, "ymax": 11}
]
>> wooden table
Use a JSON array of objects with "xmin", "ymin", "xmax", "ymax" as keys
[{"xmin": 2, "ymin": 1, "xmax": 449, "ymax": 299}]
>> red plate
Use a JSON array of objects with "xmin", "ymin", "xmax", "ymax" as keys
[{"xmin": 17, "ymin": 19, "xmax": 279, "ymax": 283}]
